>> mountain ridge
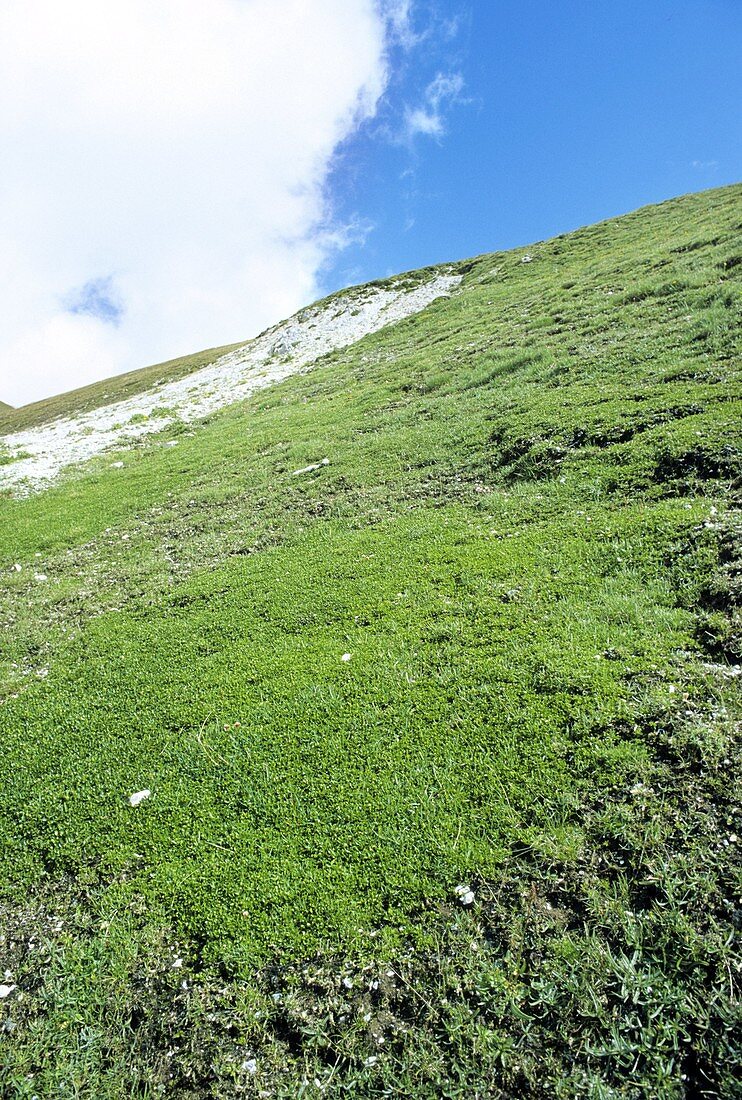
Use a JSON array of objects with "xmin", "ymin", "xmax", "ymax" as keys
[{"xmin": 2, "ymin": 183, "xmax": 734, "ymax": 434}]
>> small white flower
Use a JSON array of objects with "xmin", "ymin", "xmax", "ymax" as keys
[
  {"xmin": 341, "ymin": 653, "xmax": 352, "ymax": 662},
  {"xmin": 242, "ymin": 1058, "xmax": 258, "ymax": 1075},
  {"xmin": 11, "ymin": 564, "xmax": 21, "ymax": 572},
  {"xmin": 0, "ymin": 983, "xmax": 16, "ymax": 998},
  {"xmin": 128, "ymin": 789, "xmax": 151, "ymax": 807},
  {"xmin": 172, "ymin": 957, "xmax": 183, "ymax": 969},
  {"xmin": 454, "ymin": 883, "xmax": 475, "ymax": 905},
  {"xmin": 342, "ymin": 976, "xmax": 353, "ymax": 989}
]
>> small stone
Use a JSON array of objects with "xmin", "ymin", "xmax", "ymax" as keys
[
  {"xmin": 0, "ymin": 984, "xmax": 16, "ymax": 998},
  {"xmin": 292, "ymin": 457, "xmax": 330, "ymax": 476},
  {"xmin": 242, "ymin": 1058, "xmax": 258, "ymax": 1075},
  {"xmin": 341, "ymin": 653, "xmax": 352, "ymax": 662},
  {"xmin": 111, "ymin": 461, "xmax": 124, "ymax": 469},
  {"xmin": 128, "ymin": 789, "xmax": 151, "ymax": 807}
]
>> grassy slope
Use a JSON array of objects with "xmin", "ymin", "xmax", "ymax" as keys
[{"xmin": 0, "ymin": 185, "xmax": 740, "ymax": 1097}]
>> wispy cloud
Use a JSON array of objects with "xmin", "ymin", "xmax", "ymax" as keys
[
  {"xmin": 690, "ymin": 159, "xmax": 719, "ymax": 171},
  {"xmin": 381, "ymin": 0, "xmax": 418, "ymax": 49},
  {"xmin": 404, "ymin": 71, "xmax": 466, "ymax": 141}
]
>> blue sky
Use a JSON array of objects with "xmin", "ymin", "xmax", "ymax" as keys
[
  {"xmin": 325, "ymin": 0, "xmax": 742, "ymax": 290},
  {"xmin": 1, "ymin": 0, "xmax": 739, "ymax": 405}
]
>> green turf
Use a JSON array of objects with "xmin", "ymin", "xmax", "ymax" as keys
[{"xmin": 0, "ymin": 184, "xmax": 740, "ymax": 1097}]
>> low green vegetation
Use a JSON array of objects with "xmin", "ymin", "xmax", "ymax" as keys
[
  {"xmin": 0, "ymin": 448, "xmax": 30, "ymax": 467},
  {"xmin": 0, "ymin": 185, "xmax": 740, "ymax": 1097}
]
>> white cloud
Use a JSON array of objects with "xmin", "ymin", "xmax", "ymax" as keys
[
  {"xmin": 382, "ymin": 0, "xmax": 418, "ymax": 49},
  {"xmin": 404, "ymin": 72, "xmax": 465, "ymax": 141},
  {"xmin": 0, "ymin": 0, "xmax": 396, "ymax": 406}
]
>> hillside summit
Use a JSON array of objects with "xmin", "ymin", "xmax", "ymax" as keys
[{"xmin": 0, "ymin": 186, "xmax": 740, "ymax": 1097}]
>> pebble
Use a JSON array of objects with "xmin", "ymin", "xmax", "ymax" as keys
[
  {"xmin": 293, "ymin": 457, "xmax": 330, "ymax": 475},
  {"xmin": 128, "ymin": 789, "xmax": 151, "ymax": 807}
]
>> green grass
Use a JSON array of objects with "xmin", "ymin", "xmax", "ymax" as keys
[{"xmin": 0, "ymin": 185, "xmax": 740, "ymax": 1097}]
